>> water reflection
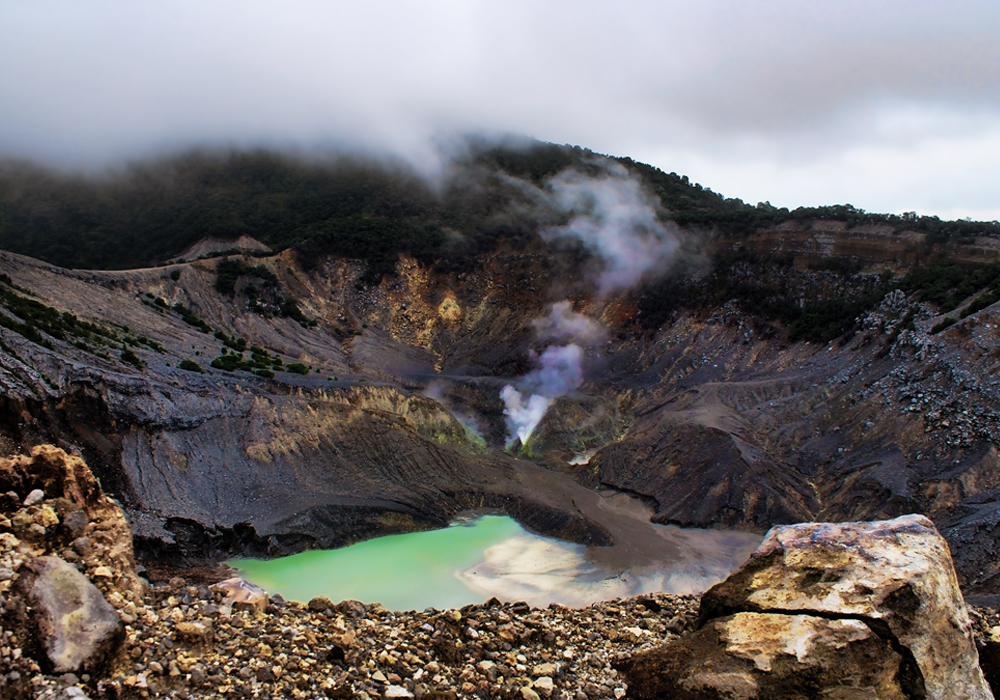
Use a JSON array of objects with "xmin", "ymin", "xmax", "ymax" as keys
[{"xmin": 234, "ymin": 506, "xmax": 761, "ymax": 611}]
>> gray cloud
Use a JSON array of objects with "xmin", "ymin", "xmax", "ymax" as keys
[{"xmin": 2, "ymin": 0, "xmax": 999, "ymax": 217}]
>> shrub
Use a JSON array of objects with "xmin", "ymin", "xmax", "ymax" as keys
[
  {"xmin": 178, "ymin": 358, "xmax": 203, "ymax": 373},
  {"xmin": 210, "ymin": 354, "xmax": 253, "ymax": 372},
  {"xmin": 931, "ymin": 317, "xmax": 958, "ymax": 334},
  {"xmin": 216, "ymin": 258, "xmax": 278, "ymax": 296},
  {"xmin": 172, "ymin": 302, "xmax": 212, "ymax": 333},
  {"xmin": 121, "ymin": 348, "xmax": 143, "ymax": 368}
]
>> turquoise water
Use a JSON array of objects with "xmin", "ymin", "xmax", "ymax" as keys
[
  {"xmin": 233, "ymin": 516, "xmax": 527, "ymax": 611},
  {"xmin": 233, "ymin": 513, "xmax": 761, "ymax": 611}
]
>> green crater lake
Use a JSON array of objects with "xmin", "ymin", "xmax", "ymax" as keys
[
  {"xmin": 232, "ymin": 511, "xmax": 762, "ymax": 611},
  {"xmin": 234, "ymin": 516, "xmax": 524, "ymax": 611}
]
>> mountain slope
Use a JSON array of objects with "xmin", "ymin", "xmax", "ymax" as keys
[{"xmin": 3, "ymin": 144, "xmax": 1000, "ymax": 595}]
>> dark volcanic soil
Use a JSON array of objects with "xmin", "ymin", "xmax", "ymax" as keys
[{"xmin": 3, "ymin": 241, "xmax": 1000, "ymax": 593}]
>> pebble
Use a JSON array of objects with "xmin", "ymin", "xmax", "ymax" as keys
[{"xmin": 23, "ymin": 489, "xmax": 45, "ymax": 507}]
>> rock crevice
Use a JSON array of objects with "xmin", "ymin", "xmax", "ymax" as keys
[{"xmin": 617, "ymin": 514, "xmax": 992, "ymax": 700}]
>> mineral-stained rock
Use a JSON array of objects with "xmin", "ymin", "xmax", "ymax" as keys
[
  {"xmin": 699, "ymin": 514, "xmax": 991, "ymax": 700},
  {"xmin": 0, "ymin": 445, "xmax": 145, "ymax": 600},
  {"xmin": 618, "ymin": 514, "xmax": 993, "ymax": 700},
  {"xmin": 619, "ymin": 611, "xmax": 909, "ymax": 700},
  {"xmin": 10, "ymin": 555, "xmax": 124, "ymax": 674},
  {"xmin": 0, "ymin": 446, "xmax": 102, "ymax": 512}
]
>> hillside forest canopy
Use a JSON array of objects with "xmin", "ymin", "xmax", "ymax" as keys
[
  {"xmin": 2, "ymin": 140, "xmax": 997, "ymax": 274},
  {"xmin": 1, "ymin": 139, "xmax": 999, "ymax": 344}
]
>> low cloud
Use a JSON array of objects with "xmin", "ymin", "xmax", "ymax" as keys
[{"xmin": 2, "ymin": 2, "xmax": 998, "ymax": 215}]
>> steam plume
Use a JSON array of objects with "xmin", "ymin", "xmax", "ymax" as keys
[
  {"xmin": 532, "ymin": 301, "xmax": 604, "ymax": 344},
  {"xmin": 501, "ymin": 344, "xmax": 584, "ymax": 446},
  {"xmin": 501, "ymin": 164, "xmax": 679, "ymax": 447},
  {"xmin": 543, "ymin": 163, "xmax": 680, "ymax": 295}
]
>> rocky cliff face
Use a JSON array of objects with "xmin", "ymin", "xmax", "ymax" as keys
[{"xmin": 2, "ymin": 227, "xmax": 1000, "ymax": 593}]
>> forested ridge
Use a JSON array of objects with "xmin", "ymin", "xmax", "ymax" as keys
[{"xmin": 2, "ymin": 140, "xmax": 997, "ymax": 275}]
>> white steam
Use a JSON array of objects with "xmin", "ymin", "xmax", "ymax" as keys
[
  {"xmin": 542, "ymin": 163, "xmax": 680, "ymax": 295},
  {"xmin": 532, "ymin": 301, "xmax": 604, "ymax": 344},
  {"xmin": 499, "ymin": 388, "xmax": 552, "ymax": 448},
  {"xmin": 501, "ymin": 344, "xmax": 584, "ymax": 447},
  {"xmin": 501, "ymin": 165, "xmax": 679, "ymax": 447}
]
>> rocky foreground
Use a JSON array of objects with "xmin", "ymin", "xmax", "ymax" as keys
[
  {"xmin": 83, "ymin": 581, "xmax": 699, "ymax": 700},
  {"xmin": 8, "ymin": 577, "xmax": 1000, "ymax": 700},
  {"xmin": 0, "ymin": 445, "xmax": 702, "ymax": 699},
  {"xmin": 4, "ymin": 446, "xmax": 1000, "ymax": 700}
]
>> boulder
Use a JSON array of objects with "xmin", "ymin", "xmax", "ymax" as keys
[
  {"xmin": 617, "ymin": 514, "xmax": 993, "ymax": 700},
  {"xmin": 10, "ymin": 556, "xmax": 124, "ymax": 674},
  {"xmin": 620, "ymin": 612, "xmax": 908, "ymax": 699},
  {"xmin": 0, "ymin": 445, "xmax": 145, "ymax": 600}
]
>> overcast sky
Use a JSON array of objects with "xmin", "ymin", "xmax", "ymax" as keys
[{"xmin": 2, "ymin": 1, "xmax": 999, "ymax": 220}]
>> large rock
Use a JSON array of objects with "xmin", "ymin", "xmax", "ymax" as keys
[
  {"xmin": 617, "ymin": 514, "xmax": 993, "ymax": 700},
  {"xmin": 621, "ymin": 611, "xmax": 909, "ymax": 699},
  {"xmin": 10, "ymin": 555, "xmax": 124, "ymax": 674},
  {"xmin": 0, "ymin": 445, "xmax": 145, "ymax": 600}
]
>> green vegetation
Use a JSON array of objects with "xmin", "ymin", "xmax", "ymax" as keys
[
  {"xmin": 787, "ymin": 298, "xmax": 880, "ymax": 343},
  {"xmin": 178, "ymin": 358, "xmax": 203, "ymax": 373},
  {"xmin": 898, "ymin": 259, "xmax": 1000, "ymax": 313},
  {"xmin": 0, "ymin": 275, "xmax": 127, "ymax": 355},
  {"xmin": 123, "ymin": 333, "xmax": 165, "ymax": 353},
  {"xmin": 210, "ymin": 354, "xmax": 249, "ymax": 372},
  {"xmin": 963, "ymin": 291, "xmax": 1000, "ymax": 318},
  {"xmin": 210, "ymin": 342, "xmax": 287, "ymax": 376},
  {"xmin": 215, "ymin": 257, "xmax": 316, "ymax": 327},
  {"xmin": 286, "ymin": 362, "xmax": 309, "ymax": 375},
  {"xmin": 636, "ymin": 248, "xmax": 893, "ymax": 343},
  {"xmin": 931, "ymin": 317, "xmax": 958, "ymax": 334},
  {"xmin": 215, "ymin": 330, "xmax": 248, "ymax": 351},
  {"xmin": 0, "ymin": 151, "xmax": 447, "ymax": 278},
  {"xmin": 120, "ymin": 348, "xmax": 143, "ymax": 368},
  {"xmin": 637, "ymin": 248, "xmax": 1000, "ymax": 344},
  {"xmin": 3, "ymin": 142, "xmax": 995, "ymax": 283},
  {"xmin": 171, "ymin": 303, "xmax": 212, "ymax": 333},
  {"xmin": 215, "ymin": 258, "xmax": 278, "ymax": 295}
]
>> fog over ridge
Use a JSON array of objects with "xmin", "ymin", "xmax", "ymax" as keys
[{"xmin": 2, "ymin": 1, "xmax": 1000, "ymax": 218}]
